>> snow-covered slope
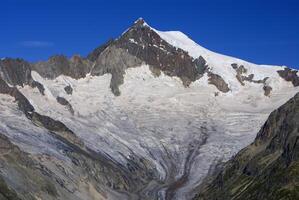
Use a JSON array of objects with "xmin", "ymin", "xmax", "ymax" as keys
[
  {"xmin": 19, "ymin": 64, "xmax": 298, "ymax": 199},
  {"xmin": 154, "ymin": 28, "xmax": 288, "ymax": 93},
  {"xmin": 0, "ymin": 19, "xmax": 299, "ymax": 200}
]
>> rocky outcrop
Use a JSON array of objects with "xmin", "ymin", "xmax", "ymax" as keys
[
  {"xmin": 231, "ymin": 63, "xmax": 247, "ymax": 86},
  {"xmin": 0, "ymin": 58, "xmax": 45, "ymax": 95},
  {"xmin": 64, "ymin": 85, "xmax": 73, "ymax": 95},
  {"xmin": 231, "ymin": 63, "xmax": 272, "ymax": 96},
  {"xmin": 114, "ymin": 19, "xmax": 207, "ymax": 86},
  {"xmin": 277, "ymin": 67, "xmax": 299, "ymax": 87},
  {"xmin": 207, "ymin": 72, "xmax": 230, "ymax": 93},
  {"xmin": 263, "ymin": 85, "xmax": 272, "ymax": 96},
  {"xmin": 33, "ymin": 55, "xmax": 92, "ymax": 79},
  {"xmin": 90, "ymin": 19, "xmax": 208, "ymax": 95},
  {"xmin": 0, "ymin": 58, "xmax": 32, "ymax": 86},
  {"xmin": 0, "ymin": 133, "xmax": 59, "ymax": 200},
  {"xmin": 31, "ymin": 112, "xmax": 83, "ymax": 147},
  {"xmin": 0, "ymin": 175, "xmax": 22, "ymax": 200},
  {"xmin": 0, "ymin": 77, "xmax": 34, "ymax": 116},
  {"xmin": 0, "ymin": 76, "xmax": 81, "ymax": 147},
  {"xmin": 91, "ymin": 46, "xmax": 143, "ymax": 95},
  {"xmin": 56, "ymin": 96, "xmax": 74, "ymax": 114},
  {"xmin": 1, "ymin": 19, "xmax": 299, "ymax": 200},
  {"xmin": 87, "ymin": 39, "xmax": 114, "ymax": 62},
  {"xmin": 194, "ymin": 92, "xmax": 299, "ymax": 200}
]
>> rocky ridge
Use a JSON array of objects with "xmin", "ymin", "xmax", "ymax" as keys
[{"xmin": 0, "ymin": 18, "xmax": 298, "ymax": 200}]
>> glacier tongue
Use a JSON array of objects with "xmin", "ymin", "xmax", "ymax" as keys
[
  {"xmin": 1, "ymin": 18, "xmax": 299, "ymax": 200},
  {"xmin": 17, "ymin": 63, "xmax": 299, "ymax": 199}
]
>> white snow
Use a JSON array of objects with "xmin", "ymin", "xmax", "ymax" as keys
[
  {"xmin": 129, "ymin": 38, "xmax": 138, "ymax": 45},
  {"xmin": 17, "ymin": 64, "xmax": 298, "ymax": 200},
  {"xmin": 153, "ymin": 28, "xmax": 291, "ymax": 93},
  {"xmin": 2, "ymin": 21, "xmax": 299, "ymax": 200}
]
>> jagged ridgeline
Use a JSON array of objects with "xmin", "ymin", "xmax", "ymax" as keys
[{"xmin": 0, "ymin": 18, "xmax": 298, "ymax": 200}]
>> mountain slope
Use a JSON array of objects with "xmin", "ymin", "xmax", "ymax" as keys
[
  {"xmin": 0, "ymin": 18, "xmax": 298, "ymax": 200},
  {"xmin": 194, "ymin": 92, "xmax": 299, "ymax": 200}
]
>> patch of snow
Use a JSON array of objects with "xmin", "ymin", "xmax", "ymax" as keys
[
  {"xmin": 151, "ymin": 28, "xmax": 291, "ymax": 93},
  {"xmin": 134, "ymin": 17, "xmax": 149, "ymax": 27},
  {"xmin": 129, "ymin": 38, "xmax": 138, "ymax": 45},
  {"xmin": 9, "ymin": 20, "xmax": 299, "ymax": 199},
  {"xmin": 17, "ymin": 65, "xmax": 299, "ymax": 193}
]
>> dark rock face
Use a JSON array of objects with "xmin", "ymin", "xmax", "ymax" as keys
[
  {"xmin": 33, "ymin": 55, "xmax": 92, "ymax": 79},
  {"xmin": 0, "ymin": 75, "xmax": 82, "ymax": 148},
  {"xmin": 277, "ymin": 67, "xmax": 299, "ymax": 87},
  {"xmin": 263, "ymin": 85, "xmax": 272, "ymax": 97},
  {"xmin": 90, "ymin": 19, "xmax": 208, "ymax": 95},
  {"xmin": 31, "ymin": 80, "xmax": 45, "ymax": 95},
  {"xmin": 207, "ymin": 72, "xmax": 230, "ymax": 93},
  {"xmin": 0, "ymin": 58, "xmax": 45, "ymax": 95},
  {"xmin": 231, "ymin": 63, "xmax": 272, "ymax": 96},
  {"xmin": 0, "ymin": 58, "xmax": 32, "ymax": 86},
  {"xmin": 91, "ymin": 46, "xmax": 143, "ymax": 95},
  {"xmin": 64, "ymin": 85, "xmax": 73, "ymax": 95},
  {"xmin": 0, "ymin": 133, "xmax": 59, "ymax": 200},
  {"xmin": 194, "ymin": 93, "xmax": 299, "ymax": 200},
  {"xmin": 0, "ymin": 134, "xmax": 23, "ymax": 200},
  {"xmin": 87, "ymin": 39, "xmax": 114, "ymax": 62},
  {"xmin": 114, "ymin": 19, "xmax": 207, "ymax": 86},
  {"xmin": 0, "ymin": 77, "xmax": 34, "ymax": 116},
  {"xmin": 56, "ymin": 96, "xmax": 74, "ymax": 115},
  {"xmin": 0, "ymin": 21, "xmax": 208, "ymax": 97},
  {"xmin": 31, "ymin": 112, "xmax": 83, "ymax": 147}
]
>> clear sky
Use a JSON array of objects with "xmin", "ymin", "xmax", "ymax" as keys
[{"xmin": 1, "ymin": 0, "xmax": 298, "ymax": 69}]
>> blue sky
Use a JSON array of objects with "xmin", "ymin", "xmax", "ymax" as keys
[{"xmin": 1, "ymin": 0, "xmax": 298, "ymax": 69}]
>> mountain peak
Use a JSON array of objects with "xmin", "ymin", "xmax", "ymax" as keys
[
  {"xmin": 133, "ymin": 17, "xmax": 149, "ymax": 27},
  {"xmin": 0, "ymin": 19, "xmax": 299, "ymax": 200}
]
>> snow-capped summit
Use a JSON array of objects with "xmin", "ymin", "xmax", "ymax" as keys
[
  {"xmin": 0, "ymin": 19, "xmax": 298, "ymax": 200},
  {"xmin": 134, "ymin": 17, "xmax": 149, "ymax": 26}
]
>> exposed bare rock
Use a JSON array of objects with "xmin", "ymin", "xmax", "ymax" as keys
[
  {"xmin": 0, "ymin": 58, "xmax": 45, "ymax": 96},
  {"xmin": 1, "ymin": 19, "xmax": 299, "ymax": 200},
  {"xmin": 207, "ymin": 72, "xmax": 230, "ymax": 93},
  {"xmin": 64, "ymin": 85, "xmax": 73, "ymax": 95},
  {"xmin": 31, "ymin": 112, "xmax": 84, "ymax": 147},
  {"xmin": 56, "ymin": 96, "xmax": 74, "ymax": 115},
  {"xmin": 33, "ymin": 55, "xmax": 92, "ymax": 79},
  {"xmin": 263, "ymin": 85, "xmax": 272, "ymax": 96},
  {"xmin": 277, "ymin": 67, "xmax": 299, "ymax": 86},
  {"xmin": 231, "ymin": 63, "xmax": 272, "ymax": 96},
  {"xmin": 114, "ymin": 19, "xmax": 207, "ymax": 87},
  {"xmin": 0, "ymin": 58, "xmax": 32, "ymax": 86},
  {"xmin": 231, "ymin": 63, "xmax": 267, "ymax": 85},
  {"xmin": 89, "ymin": 19, "xmax": 208, "ymax": 95},
  {"xmin": 91, "ymin": 46, "xmax": 143, "ymax": 95},
  {"xmin": 0, "ymin": 76, "xmax": 82, "ymax": 148},
  {"xmin": 31, "ymin": 80, "xmax": 45, "ymax": 95},
  {"xmin": 0, "ymin": 132, "xmax": 59, "ymax": 200},
  {"xmin": 0, "ymin": 77, "xmax": 34, "ymax": 116},
  {"xmin": 87, "ymin": 39, "xmax": 114, "ymax": 62}
]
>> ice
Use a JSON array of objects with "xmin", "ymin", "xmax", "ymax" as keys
[
  {"xmin": 16, "ymin": 63, "xmax": 299, "ymax": 199},
  {"xmin": 4, "ymin": 21, "xmax": 299, "ymax": 199},
  {"xmin": 153, "ymin": 28, "xmax": 291, "ymax": 93}
]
